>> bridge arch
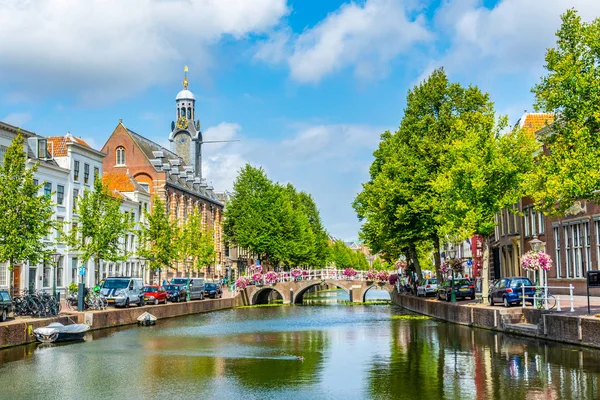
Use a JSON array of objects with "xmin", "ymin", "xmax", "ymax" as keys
[
  {"xmin": 293, "ymin": 281, "xmax": 350, "ymax": 304},
  {"xmin": 362, "ymin": 284, "xmax": 393, "ymax": 302},
  {"xmin": 252, "ymin": 286, "xmax": 286, "ymax": 305}
]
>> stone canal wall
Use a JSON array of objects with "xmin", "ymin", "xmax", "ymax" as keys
[
  {"xmin": 391, "ymin": 291, "xmax": 600, "ymax": 349},
  {"xmin": 0, "ymin": 296, "xmax": 244, "ymax": 349}
]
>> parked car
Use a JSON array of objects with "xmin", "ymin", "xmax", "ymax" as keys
[
  {"xmin": 170, "ymin": 278, "xmax": 205, "ymax": 300},
  {"xmin": 164, "ymin": 284, "xmax": 187, "ymax": 302},
  {"xmin": 100, "ymin": 277, "xmax": 145, "ymax": 307},
  {"xmin": 0, "ymin": 289, "xmax": 12, "ymax": 322},
  {"xmin": 204, "ymin": 283, "xmax": 223, "ymax": 299},
  {"xmin": 416, "ymin": 278, "xmax": 438, "ymax": 297},
  {"xmin": 437, "ymin": 279, "xmax": 475, "ymax": 301},
  {"xmin": 488, "ymin": 277, "xmax": 535, "ymax": 307},
  {"xmin": 143, "ymin": 285, "xmax": 167, "ymax": 305}
]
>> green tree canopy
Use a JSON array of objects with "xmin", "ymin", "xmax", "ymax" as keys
[
  {"xmin": 178, "ymin": 206, "xmax": 215, "ymax": 274},
  {"xmin": 529, "ymin": 9, "xmax": 600, "ymax": 214},
  {"xmin": 66, "ymin": 176, "xmax": 132, "ymax": 284},
  {"xmin": 0, "ymin": 133, "xmax": 56, "ymax": 295},
  {"xmin": 138, "ymin": 197, "xmax": 178, "ymax": 278}
]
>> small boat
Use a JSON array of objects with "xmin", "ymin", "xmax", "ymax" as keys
[
  {"xmin": 34, "ymin": 322, "xmax": 90, "ymax": 343},
  {"xmin": 137, "ymin": 312, "xmax": 157, "ymax": 326}
]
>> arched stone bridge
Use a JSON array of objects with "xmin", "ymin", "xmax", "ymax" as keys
[{"xmin": 238, "ymin": 271, "xmax": 395, "ymax": 305}]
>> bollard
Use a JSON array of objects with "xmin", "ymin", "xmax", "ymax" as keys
[
  {"xmin": 78, "ymin": 283, "xmax": 85, "ymax": 312},
  {"xmin": 522, "ymin": 286, "xmax": 525, "ymax": 308},
  {"xmin": 544, "ymin": 285, "xmax": 549, "ymax": 310},
  {"xmin": 556, "ymin": 296, "xmax": 561, "ymax": 312},
  {"xmin": 569, "ymin": 284, "xmax": 575, "ymax": 312}
]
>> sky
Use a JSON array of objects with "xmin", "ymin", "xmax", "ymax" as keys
[{"xmin": 1, "ymin": 0, "xmax": 600, "ymax": 241}]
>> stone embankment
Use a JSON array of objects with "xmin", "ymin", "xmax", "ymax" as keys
[
  {"xmin": 0, "ymin": 296, "xmax": 244, "ymax": 349},
  {"xmin": 392, "ymin": 291, "xmax": 600, "ymax": 349}
]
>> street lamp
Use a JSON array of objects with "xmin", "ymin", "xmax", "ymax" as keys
[
  {"xmin": 448, "ymin": 247, "xmax": 457, "ymax": 303},
  {"xmin": 50, "ymin": 249, "xmax": 61, "ymax": 299},
  {"xmin": 529, "ymin": 236, "xmax": 543, "ymax": 252},
  {"xmin": 185, "ymin": 259, "xmax": 192, "ymax": 302}
]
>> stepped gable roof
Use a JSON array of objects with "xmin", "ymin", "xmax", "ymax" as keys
[
  {"xmin": 103, "ymin": 171, "xmax": 146, "ymax": 193},
  {"xmin": 517, "ymin": 113, "xmax": 555, "ymax": 134},
  {"xmin": 47, "ymin": 133, "xmax": 91, "ymax": 157}
]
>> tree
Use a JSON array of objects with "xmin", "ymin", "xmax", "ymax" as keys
[
  {"xmin": 297, "ymin": 192, "xmax": 329, "ymax": 268},
  {"xmin": 0, "ymin": 133, "xmax": 56, "ymax": 296},
  {"xmin": 65, "ymin": 176, "xmax": 132, "ymax": 285},
  {"xmin": 327, "ymin": 240, "xmax": 352, "ymax": 269},
  {"xmin": 178, "ymin": 206, "xmax": 215, "ymax": 276},
  {"xmin": 529, "ymin": 9, "xmax": 600, "ymax": 214},
  {"xmin": 354, "ymin": 68, "xmax": 493, "ymax": 280},
  {"xmin": 435, "ymin": 112, "xmax": 537, "ymax": 299},
  {"xmin": 138, "ymin": 197, "xmax": 178, "ymax": 283}
]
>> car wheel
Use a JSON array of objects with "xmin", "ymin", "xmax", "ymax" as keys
[
  {"xmin": 140, "ymin": 297, "xmax": 145, "ymax": 307},
  {"xmin": 503, "ymin": 296, "xmax": 509, "ymax": 308},
  {"xmin": 154, "ymin": 298, "xmax": 159, "ymax": 305},
  {"xmin": 436, "ymin": 292, "xmax": 440, "ymax": 300},
  {"xmin": 489, "ymin": 296, "xmax": 494, "ymax": 306},
  {"xmin": 1, "ymin": 309, "xmax": 6, "ymax": 322},
  {"xmin": 125, "ymin": 298, "xmax": 130, "ymax": 308},
  {"xmin": 163, "ymin": 298, "xmax": 167, "ymax": 304}
]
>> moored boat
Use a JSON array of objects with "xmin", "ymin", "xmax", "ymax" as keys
[{"xmin": 33, "ymin": 322, "xmax": 90, "ymax": 343}]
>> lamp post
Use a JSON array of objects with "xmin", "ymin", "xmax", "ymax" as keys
[
  {"xmin": 448, "ymin": 247, "xmax": 457, "ymax": 303},
  {"xmin": 50, "ymin": 249, "xmax": 61, "ymax": 299},
  {"xmin": 529, "ymin": 236, "xmax": 545, "ymax": 289},
  {"xmin": 185, "ymin": 259, "xmax": 191, "ymax": 302}
]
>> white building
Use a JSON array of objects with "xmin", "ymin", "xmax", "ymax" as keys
[{"xmin": 0, "ymin": 121, "xmax": 150, "ymax": 294}]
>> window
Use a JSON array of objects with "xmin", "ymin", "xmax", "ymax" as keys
[
  {"xmin": 38, "ymin": 139, "xmax": 47, "ymax": 159},
  {"xmin": 94, "ymin": 167, "xmax": 99, "ymax": 180},
  {"xmin": 57, "ymin": 185, "xmax": 65, "ymax": 205},
  {"xmin": 56, "ymin": 216, "xmax": 65, "ymax": 236},
  {"xmin": 43, "ymin": 182, "xmax": 52, "ymax": 198},
  {"xmin": 116, "ymin": 147, "xmax": 126, "ymax": 166},
  {"xmin": 554, "ymin": 226, "xmax": 561, "ymax": 278},
  {"xmin": 0, "ymin": 262, "xmax": 7, "ymax": 286},
  {"xmin": 74, "ymin": 160, "xmax": 80, "ymax": 181},
  {"xmin": 139, "ymin": 182, "xmax": 150, "ymax": 192},
  {"xmin": 524, "ymin": 207, "xmax": 531, "ymax": 237},
  {"xmin": 187, "ymin": 107, "xmax": 191, "ymax": 119},
  {"xmin": 84, "ymin": 163, "xmax": 90, "ymax": 183},
  {"xmin": 43, "ymin": 261, "xmax": 50, "ymax": 287},
  {"xmin": 71, "ymin": 257, "xmax": 78, "ymax": 284},
  {"xmin": 564, "ymin": 226, "xmax": 571, "ymax": 278},
  {"xmin": 57, "ymin": 256, "xmax": 64, "ymax": 287},
  {"xmin": 181, "ymin": 108, "xmax": 185, "ymax": 117},
  {"xmin": 531, "ymin": 208, "xmax": 537, "ymax": 237},
  {"xmin": 73, "ymin": 189, "xmax": 79, "ymax": 213},
  {"xmin": 538, "ymin": 212, "xmax": 545, "ymax": 235}
]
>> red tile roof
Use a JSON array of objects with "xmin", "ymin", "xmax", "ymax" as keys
[
  {"xmin": 47, "ymin": 133, "xmax": 91, "ymax": 157},
  {"xmin": 103, "ymin": 172, "xmax": 135, "ymax": 192},
  {"xmin": 518, "ymin": 113, "xmax": 555, "ymax": 134}
]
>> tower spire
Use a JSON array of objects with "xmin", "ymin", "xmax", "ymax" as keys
[{"xmin": 183, "ymin": 65, "xmax": 189, "ymax": 90}]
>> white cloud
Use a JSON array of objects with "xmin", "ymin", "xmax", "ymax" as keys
[
  {"xmin": 2, "ymin": 112, "xmax": 32, "ymax": 127},
  {"xmin": 257, "ymin": 0, "xmax": 431, "ymax": 83},
  {"xmin": 434, "ymin": 0, "xmax": 600, "ymax": 79},
  {"xmin": 0, "ymin": 0, "xmax": 288, "ymax": 103},
  {"xmin": 203, "ymin": 121, "xmax": 384, "ymax": 240}
]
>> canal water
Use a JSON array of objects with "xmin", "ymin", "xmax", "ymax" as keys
[{"xmin": 1, "ymin": 293, "xmax": 600, "ymax": 399}]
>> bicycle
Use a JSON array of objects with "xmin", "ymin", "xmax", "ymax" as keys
[{"xmin": 534, "ymin": 288, "xmax": 557, "ymax": 310}]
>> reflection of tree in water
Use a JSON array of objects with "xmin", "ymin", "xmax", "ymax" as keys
[
  {"xmin": 366, "ymin": 317, "xmax": 600, "ymax": 400},
  {"xmin": 224, "ymin": 330, "xmax": 329, "ymax": 389}
]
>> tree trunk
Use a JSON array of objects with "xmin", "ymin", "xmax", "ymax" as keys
[
  {"xmin": 409, "ymin": 244, "xmax": 423, "ymax": 281},
  {"xmin": 433, "ymin": 235, "xmax": 442, "ymax": 282},
  {"xmin": 481, "ymin": 236, "xmax": 490, "ymax": 303}
]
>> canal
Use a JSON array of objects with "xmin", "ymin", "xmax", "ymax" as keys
[{"xmin": 1, "ymin": 293, "xmax": 600, "ymax": 399}]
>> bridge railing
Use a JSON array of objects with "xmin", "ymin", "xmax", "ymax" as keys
[{"xmin": 242, "ymin": 269, "xmax": 396, "ymax": 287}]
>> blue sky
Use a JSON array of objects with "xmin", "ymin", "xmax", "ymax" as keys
[{"xmin": 1, "ymin": 0, "xmax": 600, "ymax": 240}]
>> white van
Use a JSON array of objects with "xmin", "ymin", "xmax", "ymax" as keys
[{"xmin": 101, "ymin": 277, "xmax": 145, "ymax": 307}]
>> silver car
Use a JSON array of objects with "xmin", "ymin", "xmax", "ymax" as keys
[{"xmin": 416, "ymin": 278, "xmax": 439, "ymax": 297}]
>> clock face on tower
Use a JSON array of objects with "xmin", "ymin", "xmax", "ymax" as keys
[{"xmin": 176, "ymin": 116, "xmax": 188, "ymax": 130}]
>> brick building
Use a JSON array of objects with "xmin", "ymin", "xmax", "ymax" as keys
[{"xmin": 101, "ymin": 71, "xmax": 224, "ymax": 281}]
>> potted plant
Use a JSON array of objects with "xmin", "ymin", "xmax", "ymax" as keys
[
  {"xmin": 343, "ymin": 267, "xmax": 357, "ymax": 280},
  {"xmin": 365, "ymin": 269, "xmax": 377, "ymax": 283},
  {"xmin": 291, "ymin": 268, "xmax": 302, "ymax": 281},
  {"xmin": 376, "ymin": 271, "xmax": 389, "ymax": 286},
  {"xmin": 265, "ymin": 271, "xmax": 279, "ymax": 285},
  {"xmin": 252, "ymin": 273, "xmax": 264, "ymax": 286},
  {"xmin": 235, "ymin": 276, "xmax": 249, "ymax": 290}
]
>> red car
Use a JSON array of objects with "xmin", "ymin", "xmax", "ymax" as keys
[{"xmin": 142, "ymin": 286, "xmax": 167, "ymax": 305}]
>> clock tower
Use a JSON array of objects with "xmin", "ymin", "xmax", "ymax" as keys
[{"xmin": 169, "ymin": 66, "xmax": 203, "ymax": 178}]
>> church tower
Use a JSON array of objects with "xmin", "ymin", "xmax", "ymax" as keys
[{"xmin": 169, "ymin": 66, "xmax": 203, "ymax": 179}]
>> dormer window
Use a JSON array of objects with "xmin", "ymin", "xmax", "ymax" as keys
[
  {"xmin": 116, "ymin": 147, "xmax": 126, "ymax": 166},
  {"xmin": 38, "ymin": 139, "xmax": 48, "ymax": 159}
]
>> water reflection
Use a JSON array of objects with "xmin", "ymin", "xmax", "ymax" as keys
[
  {"xmin": 1, "ymin": 306, "xmax": 600, "ymax": 399},
  {"xmin": 302, "ymin": 286, "xmax": 391, "ymax": 305}
]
